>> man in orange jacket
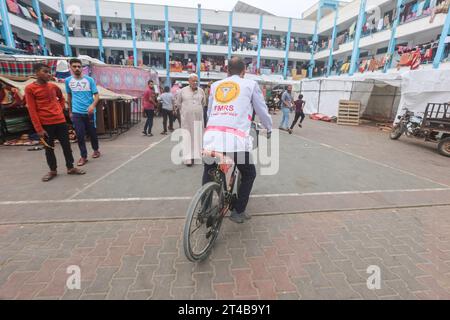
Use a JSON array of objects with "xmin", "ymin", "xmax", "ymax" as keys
[{"xmin": 25, "ymin": 63, "xmax": 86, "ymax": 182}]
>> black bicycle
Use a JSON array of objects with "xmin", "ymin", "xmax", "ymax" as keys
[{"xmin": 183, "ymin": 122, "xmax": 265, "ymax": 262}]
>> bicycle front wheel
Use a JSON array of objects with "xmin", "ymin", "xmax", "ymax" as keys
[{"xmin": 183, "ymin": 182, "xmax": 224, "ymax": 262}]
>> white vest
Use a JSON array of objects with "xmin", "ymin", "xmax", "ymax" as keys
[{"xmin": 203, "ymin": 75, "xmax": 257, "ymax": 153}]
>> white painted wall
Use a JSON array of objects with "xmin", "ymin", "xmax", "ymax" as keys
[
  {"xmin": 319, "ymin": 0, "xmax": 391, "ymax": 33},
  {"xmin": 10, "ymin": 14, "xmax": 41, "ymax": 35},
  {"xmin": 69, "ymin": 36, "xmax": 100, "ymax": 47},
  {"xmin": 291, "ymin": 19, "xmax": 315, "ymax": 35},
  {"xmin": 233, "ymin": 12, "xmax": 261, "ymax": 30},
  {"xmin": 134, "ymin": 4, "xmax": 165, "ymax": 22},
  {"xmin": 289, "ymin": 51, "xmax": 311, "ymax": 61},
  {"xmin": 200, "ymin": 45, "xmax": 228, "ymax": 55}
]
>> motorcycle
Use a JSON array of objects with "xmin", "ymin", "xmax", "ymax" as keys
[
  {"xmin": 390, "ymin": 104, "xmax": 450, "ymax": 157},
  {"xmin": 266, "ymin": 96, "xmax": 280, "ymax": 115},
  {"xmin": 390, "ymin": 108, "xmax": 425, "ymax": 140}
]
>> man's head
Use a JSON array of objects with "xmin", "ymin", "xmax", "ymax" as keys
[
  {"xmin": 298, "ymin": 94, "xmax": 303, "ymax": 100},
  {"xmin": 33, "ymin": 63, "xmax": 51, "ymax": 83},
  {"xmin": 188, "ymin": 74, "xmax": 199, "ymax": 91},
  {"xmin": 148, "ymin": 80, "xmax": 154, "ymax": 88},
  {"xmin": 164, "ymin": 86, "xmax": 170, "ymax": 93},
  {"xmin": 228, "ymin": 57, "xmax": 246, "ymax": 78},
  {"xmin": 287, "ymin": 85, "xmax": 292, "ymax": 93},
  {"xmin": 69, "ymin": 58, "xmax": 83, "ymax": 77}
]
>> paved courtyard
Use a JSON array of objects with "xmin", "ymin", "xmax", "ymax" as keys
[{"xmin": 0, "ymin": 115, "xmax": 449, "ymax": 300}]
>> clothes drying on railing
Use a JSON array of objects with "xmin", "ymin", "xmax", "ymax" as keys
[{"xmin": 6, "ymin": 0, "xmax": 20, "ymax": 15}]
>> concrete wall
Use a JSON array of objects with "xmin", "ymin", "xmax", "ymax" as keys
[{"xmin": 319, "ymin": 0, "xmax": 391, "ymax": 33}]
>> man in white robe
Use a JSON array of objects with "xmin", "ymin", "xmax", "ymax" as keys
[{"xmin": 175, "ymin": 74, "xmax": 206, "ymax": 166}]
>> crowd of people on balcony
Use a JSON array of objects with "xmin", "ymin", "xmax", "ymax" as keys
[
  {"xmin": 169, "ymin": 56, "xmax": 231, "ymax": 73},
  {"xmin": 232, "ymin": 32, "xmax": 259, "ymax": 51},
  {"xmin": 9, "ymin": 34, "xmax": 50, "ymax": 55},
  {"xmin": 291, "ymin": 38, "xmax": 310, "ymax": 53},
  {"xmin": 262, "ymin": 36, "xmax": 286, "ymax": 50},
  {"xmin": 140, "ymin": 27, "xmax": 165, "ymax": 42},
  {"xmin": 321, "ymin": 36, "xmax": 449, "ymax": 78},
  {"xmin": 231, "ymin": 32, "xmax": 311, "ymax": 53},
  {"xmin": 317, "ymin": 0, "xmax": 450, "ymax": 53}
]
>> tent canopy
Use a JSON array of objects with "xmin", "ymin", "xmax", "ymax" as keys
[
  {"xmin": 300, "ymin": 65, "xmax": 450, "ymax": 122},
  {"xmin": 0, "ymin": 76, "xmax": 135, "ymax": 101}
]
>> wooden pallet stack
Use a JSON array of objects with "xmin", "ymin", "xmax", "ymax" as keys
[{"xmin": 338, "ymin": 100, "xmax": 361, "ymax": 126}]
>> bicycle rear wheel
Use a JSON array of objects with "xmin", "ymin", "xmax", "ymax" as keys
[{"xmin": 183, "ymin": 182, "xmax": 225, "ymax": 262}]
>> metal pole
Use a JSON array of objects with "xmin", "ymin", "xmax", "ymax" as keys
[
  {"xmin": 0, "ymin": 0, "xmax": 15, "ymax": 48},
  {"xmin": 59, "ymin": 0, "xmax": 72, "ymax": 56},
  {"xmin": 349, "ymin": 0, "xmax": 367, "ymax": 76},
  {"xmin": 318, "ymin": 79, "xmax": 322, "ymax": 113},
  {"xmin": 309, "ymin": 0, "xmax": 323, "ymax": 79},
  {"xmin": 94, "ymin": 0, "xmax": 104, "ymax": 62},
  {"xmin": 283, "ymin": 18, "xmax": 292, "ymax": 79},
  {"xmin": 327, "ymin": 5, "xmax": 339, "ymax": 77},
  {"xmin": 32, "ymin": 0, "xmax": 48, "ymax": 55},
  {"xmin": 256, "ymin": 14, "xmax": 263, "ymax": 72},
  {"xmin": 433, "ymin": 10, "xmax": 450, "ymax": 69},
  {"xmin": 228, "ymin": 10, "xmax": 233, "ymax": 60},
  {"xmin": 164, "ymin": 5, "xmax": 170, "ymax": 87},
  {"xmin": 197, "ymin": 3, "xmax": 202, "ymax": 80},
  {"xmin": 384, "ymin": 0, "xmax": 404, "ymax": 72},
  {"xmin": 390, "ymin": 86, "xmax": 398, "ymax": 121},
  {"xmin": 131, "ymin": 3, "xmax": 137, "ymax": 67}
]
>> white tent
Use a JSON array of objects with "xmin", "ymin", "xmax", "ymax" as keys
[
  {"xmin": 300, "ymin": 63, "xmax": 450, "ymax": 123},
  {"xmin": 397, "ymin": 68, "xmax": 450, "ymax": 119}
]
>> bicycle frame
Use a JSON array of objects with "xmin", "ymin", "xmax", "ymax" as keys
[
  {"xmin": 203, "ymin": 151, "xmax": 240, "ymax": 215},
  {"xmin": 202, "ymin": 121, "xmax": 262, "ymax": 217}
]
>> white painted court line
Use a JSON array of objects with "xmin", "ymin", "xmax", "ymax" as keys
[
  {"xmin": 68, "ymin": 136, "xmax": 170, "ymax": 200},
  {"xmin": 292, "ymin": 134, "xmax": 450, "ymax": 188},
  {"xmin": 1, "ymin": 188, "xmax": 449, "ymax": 206}
]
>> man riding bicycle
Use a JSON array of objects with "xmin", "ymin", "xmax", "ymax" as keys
[{"xmin": 202, "ymin": 57, "xmax": 273, "ymax": 224}]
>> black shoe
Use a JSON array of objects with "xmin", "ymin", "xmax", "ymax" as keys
[
  {"xmin": 142, "ymin": 131, "xmax": 147, "ymax": 136},
  {"xmin": 148, "ymin": 133, "xmax": 154, "ymax": 137},
  {"xmin": 299, "ymin": 124, "xmax": 303, "ymax": 128},
  {"xmin": 161, "ymin": 131, "xmax": 168, "ymax": 135}
]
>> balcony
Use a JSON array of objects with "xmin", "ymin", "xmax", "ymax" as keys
[
  {"xmin": 7, "ymin": 0, "xmax": 64, "ymax": 35},
  {"xmin": 139, "ymin": 25, "xmax": 165, "ymax": 42},
  {"xmin": 261, "ymin": 34, "xmax": 286, "ymax": 51},
  {"xmin": 201, "ymin": 29, "xmax": 228, "ymax": 47},
  {"xmin": 104, "ymin": 30, "xmax": 133, "ymax": 41},
  {"xmin": 315, "ymin": 8, "xmax": 448, "ymax": 61},
  {"xmin": 290, "ymin": 37, "xmax": 310, "ymax": 53},
  {"xmin": 170, "ymin": 27, "xmax": 198, "ymax": 44}
]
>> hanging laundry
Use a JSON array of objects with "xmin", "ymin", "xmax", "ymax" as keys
[
  {"xmin": 6, "ymin": 0, "xmax": 20, "ymax": 15},
  {"xmin": 377, "ymin": 18, "xmax": 384, "ymax": 31},
  {"xmin": 18, "ymin": 4, "xmax": 31, "ymax": 19}
]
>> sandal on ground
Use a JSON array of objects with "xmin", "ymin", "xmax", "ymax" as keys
[
  {"xmin": 67, "ymin": 168, "xmax": 86, "ymax": 175},
  {"xmin": 92, "ymin": 151, "xmax": 101, "ymax": 159},
  {"xmin": 42, "ymin": 171, "xmax": 57, "ymax": 182}
]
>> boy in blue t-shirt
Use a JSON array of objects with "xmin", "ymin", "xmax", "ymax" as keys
[{"xmin": 65, "ymin": 59, "xmax": 101, "ymax": 166}]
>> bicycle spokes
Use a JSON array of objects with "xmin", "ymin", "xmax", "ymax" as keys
[{"xmin": 187, "ymin": 187, "xmax": 222, "ymax": 257}]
